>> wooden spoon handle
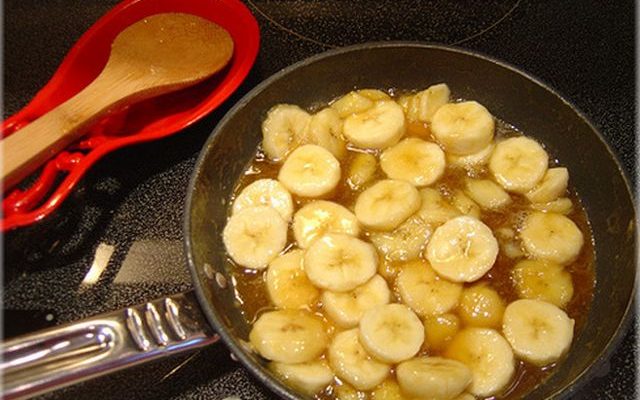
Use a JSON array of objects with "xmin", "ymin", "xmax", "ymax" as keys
[{"xmin": 1, "ymin": 73, "xmax": 133, "ymax": 190}]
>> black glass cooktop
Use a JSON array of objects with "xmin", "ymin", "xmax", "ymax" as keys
[{"xmin": 3, "ymin": 0, "xmax": 636, "ymax": 399}]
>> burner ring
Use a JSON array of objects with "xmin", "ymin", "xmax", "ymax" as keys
[{"xmin": 247, "ymin": 0, "xmax": 521, "ymax": 48}]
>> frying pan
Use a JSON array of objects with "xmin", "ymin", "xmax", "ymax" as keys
[{"xmin": 2, "ymin": 43, "xmax": 635, "ymax": 400}]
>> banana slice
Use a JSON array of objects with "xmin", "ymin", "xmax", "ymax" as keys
[
  {"xmin": 450, "ymin": 190, "xmax": 481, "ymax": 219},
  {"xmin": 303, "ymin": 107, "xmax": 347, "ymax": 159},
  {"xmin": 423, "ymin": 313, "xmax": 460, "ymax": 351},
  {"xmin": 304, "ymin": 233, "xmax": 377, "ymax": 292},
  {"xmin": 380, "ymin": 138, "xmax": 446, "ymax": 186},
  {"xmin": 426, "ymin": 216, "xmax": 499, "ymax": 282},
  {"xmin": 396, "ymin": 260, "xmax": 463, "ymax": 317},
  {"xmin": 270, "ymin": 360, "xmax": 334, "ymax": 395},
  {"xmin": 494, "ymin": 227, "xmax": 524, "ymax": 259},
  {"xmin": 431, "ymin": 101, "xmax": 495, "ymax": 155},
  {"xmin": 232, "ymin": 178, "xmax": 294, "ymax": 222},
  {"xmin": 223, "ymin": 206, "xmax": 288, "ymax": 269},
  {"xmin": 447, "ymin": 143, "xmax": 495, "ymax": 168},
  {"xmin": 489, "ymin": 137, "xmax": 549, "ymax": 193},
  {"xmin": 355, "ymin": 179, "xmax": 421, "ymax": 231},
  {"xmin": 358, "ymin": 89, "xmax": 391, "ymax": 101},
  {"xmin": 293, "ymin": 200, "xmax": 361, "ymax": 249},
  {"xmin": 262, "ymin": 104, "xmax": 311, "ymax": 162},
  {"xmin": 369, "ymin": 215, "xmax": 432, "ymax": 262},
  {"xmin": 249, "ymin": 310, "xmax": 328, "ymax": 363},
  {"xmin": 266, "ymin": 250, "xmax": 320, "ymax": 309},
  {"xmin": 396, "ymin": 357, "xmax": 472, "ymax": 400},
  {"xmin": 371, "ymin": 379, "xmax": 409, "ymax": 400},
  {"xmin": 525, "ymin": 167, "xmax": 569, "ymax": 203},
  {"xmin": 331, "ymin": 91, "xmax": 373, "ymax": 118},
  {"xmin": 445, "ymin": 328, "xmax": 515, "ymax": 397},
  {"xmin": 334, "ymin": 382, "xmax": 365, "ymax": 400},
  {"xmin": 278, "ymin": 144, "xmax": 341, "ymax": 197},
  {"xmin": 401, "ymin": 83, "xmax": 451, "ymax": 123},
  {"xmin": 520, "ymin": 211, "xmax": 584, "ymax": 264},
  {"xmin": 331, "ymin": 89, "xmax": 390, "ymax": 118},
  {"xmin": 457, "ymin": 284, "xmax": 506, "ymax": 328},
  {"xmin": 343, "ymin": 101, "xmax": 406, "ymax": 149},
  {"xmin": 454, "ymin": 393, "xmax": 476, "ymax": 400},
  {"xmin": 417, "ymin": 188, "xmax": 462, "ymax": 225},
  {"xmin": 359, "ymin": 303, "xmax": 425, "ymax": 363},
  {"xmin": 464, "ymin": 178, "xmax": 512, "ymax": 210},
  {"xmin": 512, "ymin": 259, "xmax": 574, "ymax": 308},
  {"xmin": 530, "ymin": 197, "xmax": 573, "ymax": 215},
  {"xmin": 322, "ymin": 275, "xmax": 391, "ymax": 328},
  {"xmin": 328, "ymin": 329, "xmax": 391, "ymax": 391},
  {"xmin": 502, "ymin": 299, "xmax": 575, "ymax": 366},
  {"xmin": 346, "ymin": 152, "xmax": 378, "ymax": 189}
]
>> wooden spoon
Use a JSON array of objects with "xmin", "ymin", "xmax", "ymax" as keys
[{"xmin": 2, "ymin": 13, "xmax": 233, "ymax": 189}]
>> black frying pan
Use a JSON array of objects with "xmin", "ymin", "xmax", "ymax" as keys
[{"xmin": 3, "ymin": 43, "xmax": 636, "ymax": 400}]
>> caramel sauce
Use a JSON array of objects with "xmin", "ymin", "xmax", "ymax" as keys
[{"xmin": 228, "ymin": 115, "xmax": 595, "ymax": 399}]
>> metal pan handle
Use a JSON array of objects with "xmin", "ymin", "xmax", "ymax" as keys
[{"xmin": 1, "ymin": 291, "xmax": 219, "ymax": 400}]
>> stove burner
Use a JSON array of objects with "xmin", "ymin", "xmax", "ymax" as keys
[{"xmin": 248, "ymin": 0, "xmax": 521, "ymax": 47}]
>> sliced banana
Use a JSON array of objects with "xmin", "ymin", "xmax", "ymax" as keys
[
  {"xmin": 464, "ymin": 178, "xmax": 512, "ymax": 210},
  {"xmin": 445, "ymin": 328, "xmax": 515, "ymax": 397},
  {"xmin": 423, "ymin": 313, "xmax": 460, "ymax": 351},
  {"xmin": 278, "ymin": 144, "xmax": 341, "ymax": 197},
  {"xmin": 303, "ymin": 107, "xmax": 347, "ymax": 159},
  {"xmin": 502, "ymin": 299, "xmax": 575, "ymax": 366},
  {"xmin": 530, "ymin": 197, "xmax": 574, "ymax": 215},
  {"xmin": 266, "ymin": 250, "xmax": 320, "ymax": 309},
  {"xmin": 355, "ymin": 179, "xmax": 421, "ymax": 231},
  {"xmin": 262, "ymin": 104, "xmax": 311, "ymax": 162},
  {"xmin": 396, "ymin": 357, "xmax": 472, "ymax": 400},
  {"xmin": 293, "ymin": 200, "xmax": 360, "ymax": 249},
  {"xmin": 270, "ymin": 359, "xmax": 334, "ymax": 395},
  {"xmin": 346, "ymin": 152, "xmax": 378, "ymax": 190},
  {"xmin": 380, "ymin": 138, "xmax": 446, "ymax": 186},
  {"xmin": 489, "ymin": 137, "xmax": 549, "ymax": 193},
  {"xmin": 417, "ymin": 188, "xmax": 461, "ymax": 225},
  {"xmin": 328, "ymin": 329, "xmax": 391, "ymax": 391},
  {"xmin": 334, "ymin": 383, "xmax": 365, "ymax": 400},
  {"xmin": 520, "ymin": 211, "xmax": 584, "ymax": 264},
  {"xmin": 400, "ymin": 83, "xmax": 451, "ymax": 123},
  {"xmin": 358, "ymin": 303, "xmax": 425, "ymax": 363},
  {"xmin": 369, "ymin": 215, "xmax": 432, "ymax": 262},
  {"xmin": 450, "ymin": 190, "xmax": 481, "ymax": 219},
  {"xmin": 396, "ymin": 260, "xmax": 463, "ymax": 317},
  {"xmin": 249, "ymin": 310, "xmax": 328, "ymax": 363},
  {"xmin": 494, "ymin": 227, "xmax": 524, "ymax": 259},
  {"xmin": 370, "ymin": 379, "xmax": 409, "ymax": 400},
  {"xmin": 304, "ymin": 233, "xmax": 377, "ymax": 292},
  {"xmin": 426, "ymin": 216, "xmax": 499, "ymax": 282},
  {"xmin": 457, "ymin": 284, "xmax": 506, "ymax": 328},
  {"xmin": 454, "ymin": 393, "xmax": 476, "ymax": 400},
  {"xmin": 525, "ymin": 167, "xmax": 569, "ymax": 203},
  {"xmin": 358, "ymin": 89, "xmax": 391, "ymax": 101},
  {"xmin": 232, "ymin": 178, "xmax": 294, "ymax": 222},
  {"xmin": 331, "ymin": 91, "xmax": 374, "ymax": 118},
  {"xmin": 377, "ymin": 257, "xmax": 401, "ymax": 281},
  {"xmin": 431, "ymin": 101, "xmax": 495, "ymax": 155},
  {"xmin": 512, "ymin": 259, "xmax": 574, "ymax": 308},
  {"xmin": 322, "ymin": 274, "xmax": 391, "ymax": 328},
  {"xmin": 447, "ymin": 142, "xmax": 495, "ymax": 168},
  {"xmin": 343, "ymin": 101, "xmax": 406, "ymax": 149},
  {"xmin": 223, "ymin": 206, "xmax": 288, "ymax": 269},
  {"xmin": 331, "ymin": 89, "xmax": 390, "ymax": 118}
]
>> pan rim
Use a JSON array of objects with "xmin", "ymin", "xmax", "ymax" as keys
[{"xmin": 184, "ymin": 41, "xmax": 637, "ymax": 400}]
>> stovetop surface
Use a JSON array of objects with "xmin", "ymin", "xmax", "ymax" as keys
[{"xmin": 3, "ymin": 1, "xmax": 636, "ymax": 399}]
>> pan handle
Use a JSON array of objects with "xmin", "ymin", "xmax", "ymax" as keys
[{"xmin": 1, "ymin": 291, "xmax": 219, "ymax": 400}]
